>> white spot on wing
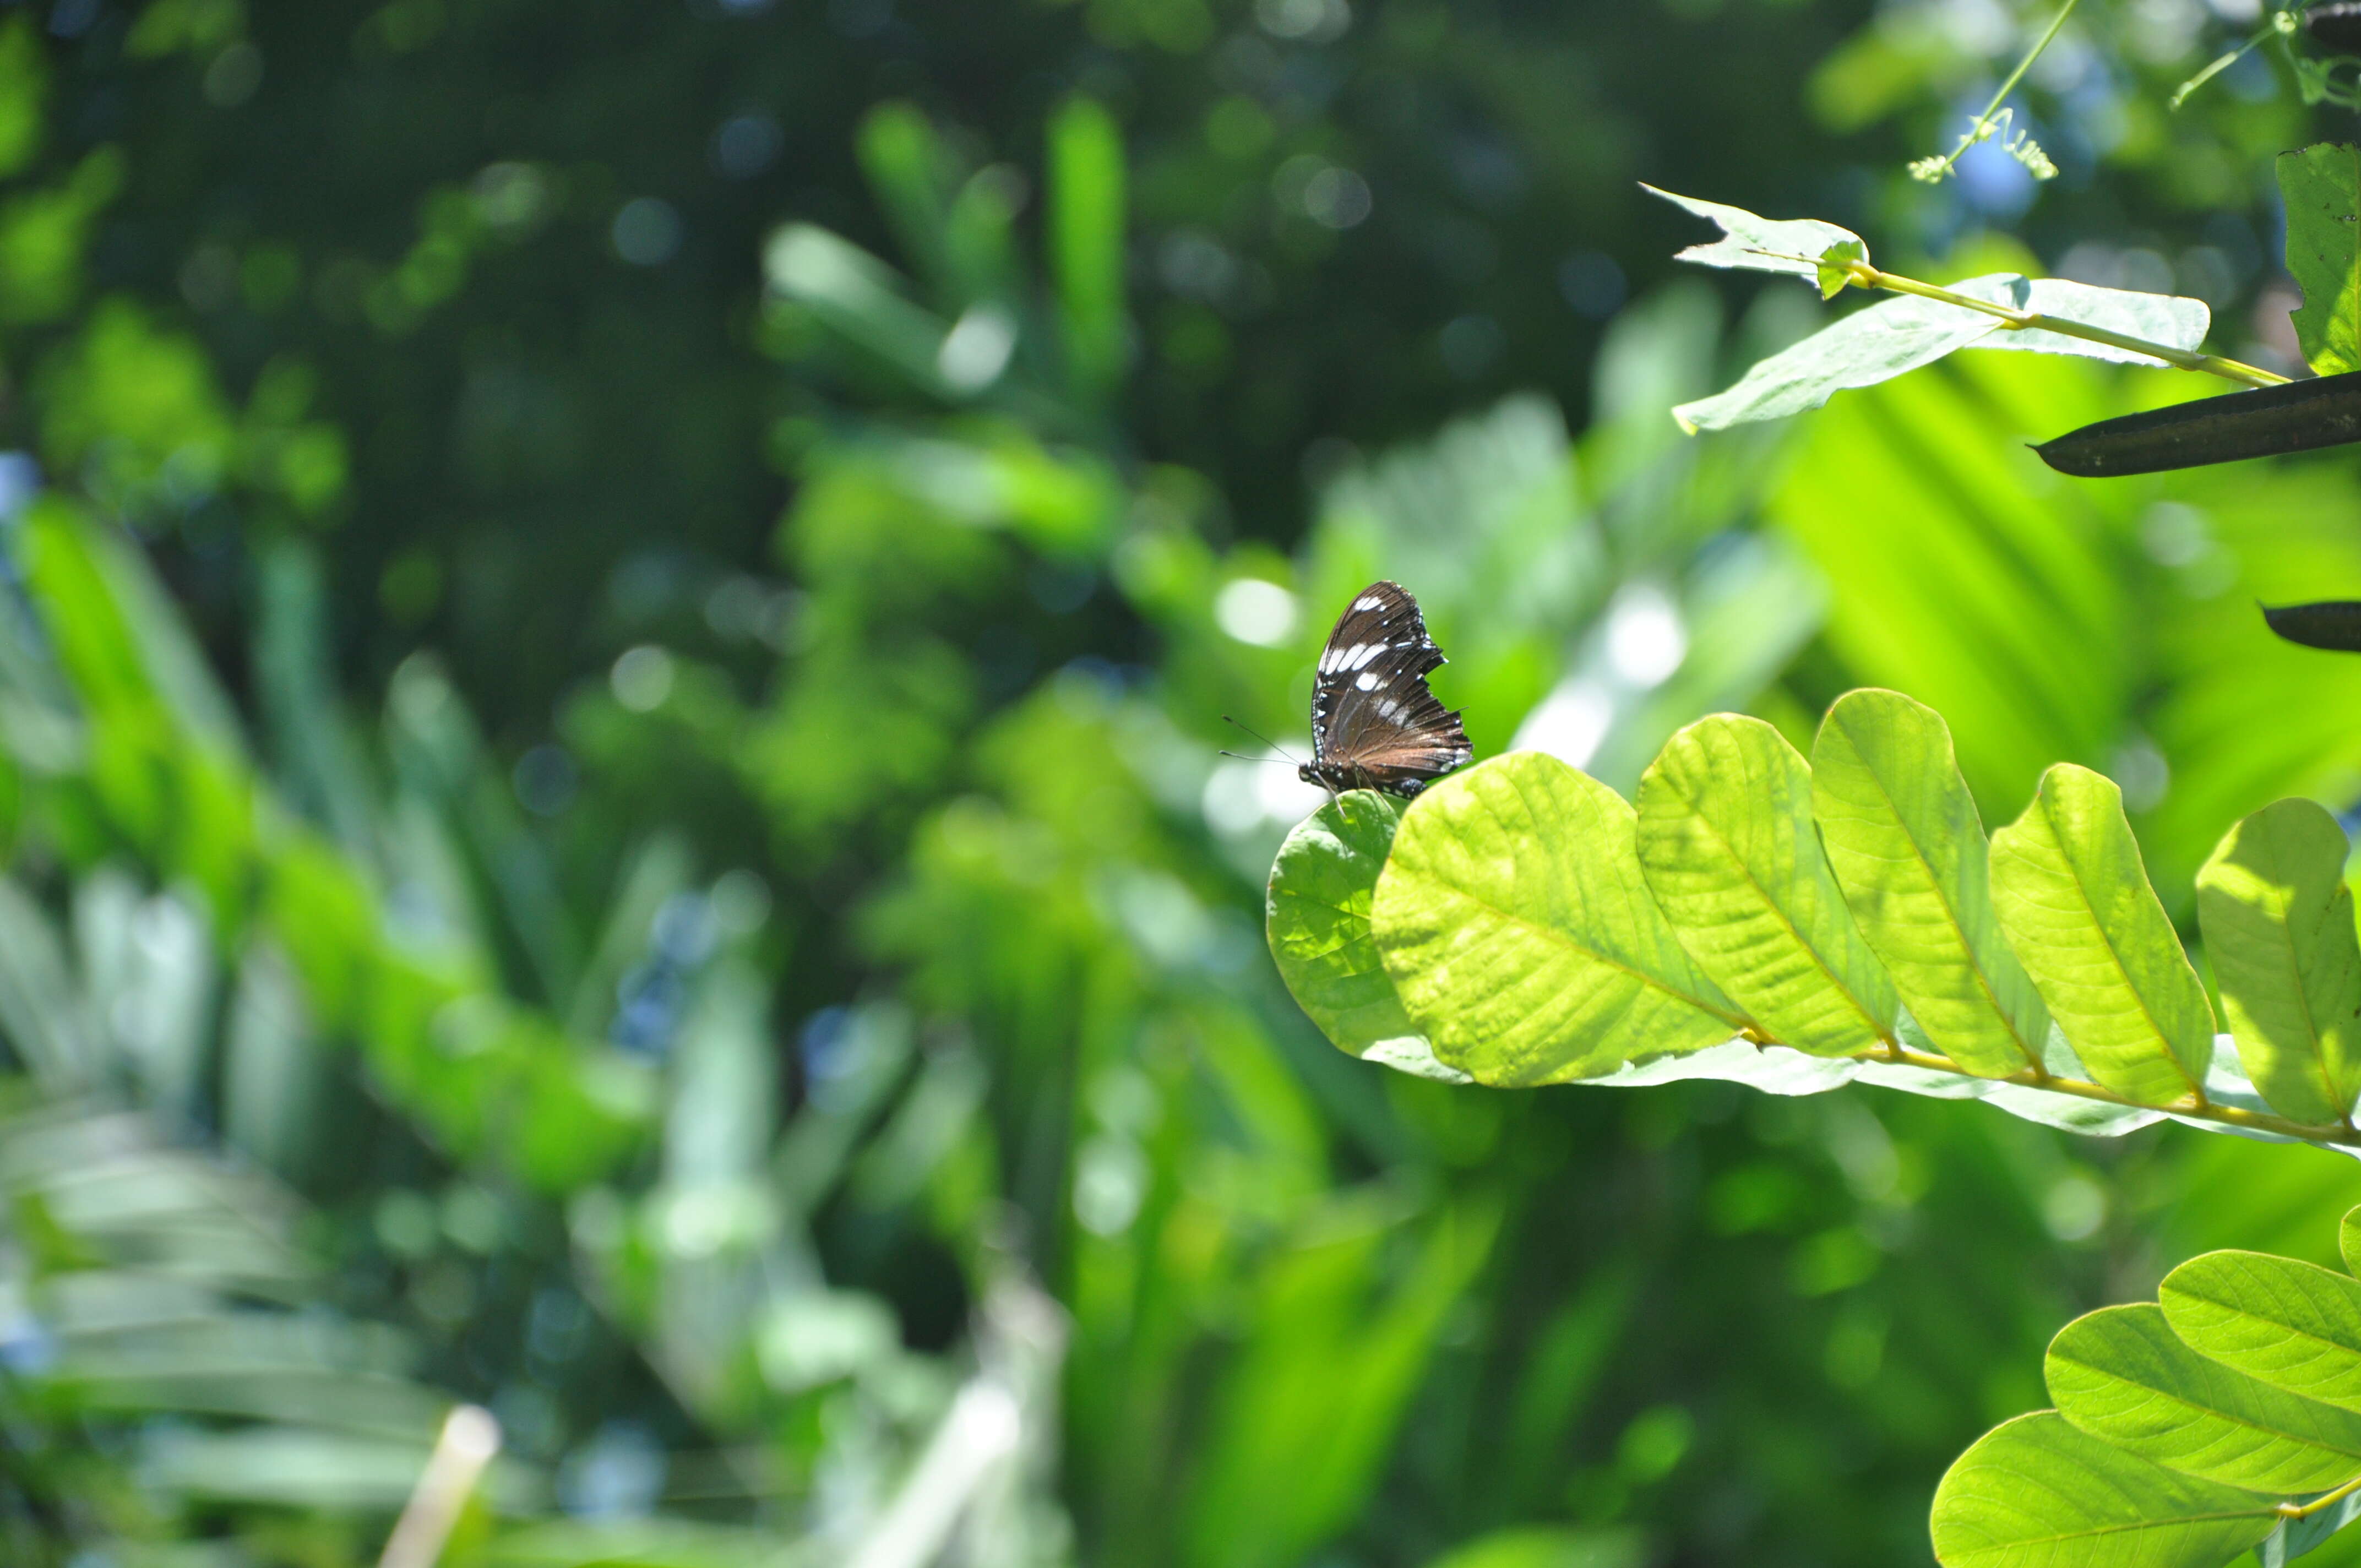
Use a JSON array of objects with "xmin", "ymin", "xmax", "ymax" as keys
[
  {"xmin": 1375, "ymin": 698, "xmax": 1400, "ymax": 718},
  {"xmin": 1354, "ymin": 594, "xmax": 1384, "ymax": 611},
  {"xmin": 1355, "ymin": 671, "xmax": 1381, "ymax": 690},
  {"xmin": 1347, "ymin": 643, "xmax": 1386, "ymax": 670}
]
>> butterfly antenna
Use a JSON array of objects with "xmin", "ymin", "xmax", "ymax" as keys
[{"xmin": 1220, "ymin": 715, "xmax": 1303, "ymax": 767}]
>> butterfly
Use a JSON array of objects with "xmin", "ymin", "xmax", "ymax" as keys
[{"xmin": 1300, "ymin": 580, "xmax": 1473, "ymax": 798}]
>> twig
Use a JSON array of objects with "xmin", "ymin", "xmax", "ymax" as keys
[
  {"xmin": 1857, "ymin": 263, "xmax": 2289, "ymax": 386},
  {"xmin": 1912, "ymin": 0, "xmax": 2079, "ymax": 183}
]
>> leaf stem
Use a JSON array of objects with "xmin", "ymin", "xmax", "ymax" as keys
[
  {"xmin": 2172, "ymin": 9, "xmax": 2301, "ymax": 110},
  {"xmin": 1870, "ymin": 1043, "xmax": 2360, "ymax": 1146},
  {"xmin": 2282, "ymin": 1469, "xmax": 2361, "ymax": 1520},
  {"xmin": 1851, "ymin": 262, "xmax": 2291, "ymax": 387},
  {"xmin": 1913, "ymin": 0, "xmax": 2079, "ymax": 183}
]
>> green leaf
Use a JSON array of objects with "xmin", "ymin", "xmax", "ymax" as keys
[
  {"xmin": 1988, "ymin": 764, "xmax": 2214, "ymax": 1107},
  {"xmin": 1419, "ymin": 1527, "xmax": 1645, "ymax": 1568},
  {"xmin": 2196, "ymin": 799, "xmax": 2361, "ymax": 1128},
  {"xmin": 764, "ymin": 223, "xmax": 958, "ymax": 395},
  {"xmin": 1673, "ymin": 267, "xmax": 2216, "ymax": 432},
  {"xmin": 1817, "ymin": 239, "xmax": 1867, "ymax": 300},
  {"xmin": 1645, "ymin": 183, "xmax": 1866, "ymax": 285},
  {"xmin": 1671, "ymin": 279, "xmax": 2012, "ymax": 434},
  {"xmin": 1929, "ymin": 1411, "xmax": 2280, "ymax": 1568},
  {"xmin": 2341, "ymin": 1205, "xmax": 2361, "ymax": 1280},
  {"xmin": 1047, "ymin": 94, "xmax": 1127, "ymax": 396},
  {"xmin": 856, "ymin": 101, "xmax": 954, "ymax": 291},
  {"xmin": 2047, "ymin": 1303, "xmax": 2361, "ymax": 1494},
  {"xmin": 1371, "ymin": 753, "xmax": 1739, "ymax": 1086},
  {"xmin": 1267, "ymin": 792, "xmax": 1429, "ymax": 1060},
  {"xmin": 2162, "ymin": 1251, "xmax": 2361, "ymax": 1416},
  {"xmin": 1634, "ymin": 716, "xmax": 1898, "ymax": 1057},
  {"xmin": 1809, "ymin": 689, "xmax": 2049, "ymax": 1077},
  {"xmin": 2277, "ymin": 144, "xmax": 2361, "ymax": 377}
]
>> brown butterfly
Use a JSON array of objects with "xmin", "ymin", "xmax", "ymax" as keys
[{"xmin": 1299, "ymin": 580, "xmax": 1472, "ymax": 797}]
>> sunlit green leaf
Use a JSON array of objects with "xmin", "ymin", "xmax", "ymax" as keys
[
  {"xmin": 1929, "ymin": 1411, "xmax": 2280, "ymax": 1568},
  {"xmin": 2163, "ymin": 1251, "xmax": 2361, "ymax": 1414},
  {"xmin": 1645, "ymin": 184, "xmax": 1865, "ymax": 285},
  {"xmin": 2278, "ymin": 144, "xmax": 2361, "ymax": 377},
  {"xmin": 2195, "ymin": 799, "xmax": 2361, "ymax": 1128},
  {"xmin": 1672, "ymin": 281, "xmax": 2009, "ymax": 434},
  {"xmin": 1634, "ymin": 716, "xmax": 1897, "ymax": 1057},
  {"xmin": 2047, "ymin": 1303, "xmax": 2361, "ymax": 1494},
  {"xmin": 1817, "ymin": 238, "xmax": 1868, "ymax": 300},
  {"xmin": 1266, "ymin": 792, "xmax": 1465, "ymax": 1077},
  {"xmin": 1988, "ymin": 764, "xmax": 2213, "ymax": 1107},
  {"xmin": 1048, "ymin": 95, "xmax": 1126, "ymax": 396},
  {"xmin": 1810, "ymin": 688, "xmax": 2048, "ymax": 1077},
  {"xmin": 1372, "ymin": 753, "xmax": 1739, "ymax": 1086}
]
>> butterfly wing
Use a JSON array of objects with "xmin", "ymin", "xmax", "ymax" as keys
[{"xmin": 1309, "ymin": 581, "xmax": 1473, "ymax": 795}]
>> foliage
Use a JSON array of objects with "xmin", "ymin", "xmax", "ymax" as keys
[
  {"xmin": 1267, "ymin": 687, "xmax": 2361, "ymax": 1149},
  {"xmin": 1929, "ymin": 1203, "xmax": 2361, "ymax": 1568},
  {"xmin": 1655, "ymin": 181, "xmax": 2286, "ymax": 434},
  {"xmin": 7, "ymin": 2, "xmax": 2361, "ymax": 1567}
]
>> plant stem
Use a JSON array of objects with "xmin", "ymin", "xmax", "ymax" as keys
[
  {"xmin": 1915, "ymin": 0, "xmax": 2080, "ymax": 183},
  {"xmin": 2283, "ymin": 1469, "xmax": 2361, "ymax": 1520},
  {"xmin": 1870, "ymin": 1043, "xmax": 2361, "ymax": 1147},
  {"xmin": 1854, "ymin": 262, "xmax": 2291, "ymax": 387},
  {"xmin": 2172, "ymin": 9, "xmax": 2300, "ymax": 110}
]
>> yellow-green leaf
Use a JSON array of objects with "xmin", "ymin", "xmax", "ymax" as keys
[
  {"xmin": 2163, "ymin": 1251, "xmax": 2361, "ymax": 1416},
  {"xmin": 1988, "ymin": 764, "xmax": 2212, "ymax": 1107},
  {"xmin": 2048, "ymin": 1303, "xmax": 2361, "ymax": 1494},
  {"xmin": 2196, "ymin": 798, "xmax": 2361, "ymax": 1128},
  {"xmin": 1931, "ymin": 1410, "xmax": 2279, "ymax": 1568},
  {"xmin": 1373, "ymin": 753, "xmax": 1739, "ymax": 1086},
  {"xmin": 1810, "ymin": 689, "xmax": 2048, "ymax": 1077},
  {"xmin": 1635, "ymin": 715, "xmax": 1897, "ymax": 1057}
]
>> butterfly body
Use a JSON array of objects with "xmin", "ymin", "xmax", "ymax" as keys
[{"xmin": 1301, "ymin": 580, "xmax": 1472, "ymax": 798}]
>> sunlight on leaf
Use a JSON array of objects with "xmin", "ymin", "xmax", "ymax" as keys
[
  {"xmin": 1634, "ymin": 716, "xmax": 1897, "ymax": 1057},
  {"xmin": 1989, "ymin": 765, "xmax": 2214, "ymax": 1108},
  {"xmin": 2196, "ymin": 799, "xmax": 2361, "ymax": 1129},
  {"xmin": 1372, "ymin": 753, "xmax": 1738, "ymax": 1086}
]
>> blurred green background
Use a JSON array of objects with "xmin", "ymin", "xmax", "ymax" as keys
[{"xmin": 5, "ymin": 1, "xmax": 2361, "ymax": 1565}]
